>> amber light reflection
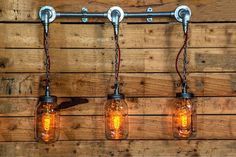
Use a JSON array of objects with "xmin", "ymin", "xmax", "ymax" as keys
[
  {"xmin": 42, "ymin": 112, "xmax": 55, "ymax": 142},
  {"xmin": 180, "ymin": 110, "xmax": 188, "ymax": 128},
  {"xmin": 110, "ymin": 111, "xmax": 123, "ymax": 139}
]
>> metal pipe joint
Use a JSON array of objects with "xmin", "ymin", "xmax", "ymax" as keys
[
  {"xmin": 39, "ymin": 5, "xmax": 191, "ymax": 34},
  {"xmin": 39, "ymin": 6, "xmax": 57, "ymax": 33},
  {"xmin": 107, "ymin": 6, "xmax": 124, "ymax": 36},
  {"xmin": 174, "ymin": 5, "xmax": 191, "ymax": 33}
]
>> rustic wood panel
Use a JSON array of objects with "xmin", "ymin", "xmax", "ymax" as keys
[
  {"xmin": 0, "ymin": 73, "xmax": 235, "ymax": 97},
  {"xmin": 0, "ymin": 115, "xmax": 236, "ymax": 141},
  {"xmin": 0, "ymin": 97, "xmax": 236, "ymax": 116},
  {"xmin": 0, "ymin": 0, "xmax": 236, "ymax": 22},
  {"xmin": 1, "ymin": 140, "xmax": 236, "ymax": 157},
  {"xmin": 0, "ymin": 23, "xmax": 236, "ymax": 48},
  {"xmin": 1, "ymin": 48, "xmax": 236, "ymax": 73},
  {"xmin": 1, "ymin": 0, "xmax": 235, "ymax": 156}
]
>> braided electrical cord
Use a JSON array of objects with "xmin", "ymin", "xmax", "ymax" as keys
[
  {"xmin": 44, "ymin": 29, "xmax": 51, "ymax": 95},
  {"xmin": 175, "ymin": 30, "xmax": 189, "ymax": 90},
  {"xmin": 182, "ymin": 33, "xmax": 188, "ymax": 89},
  {"xmin": 114, "ymin": 32, "xmax": 121, "ymax": 87}
]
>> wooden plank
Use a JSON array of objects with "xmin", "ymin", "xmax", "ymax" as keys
[
  {"xmin": 0, "ymin": 0, "xmax": 236, "ymax": 22},
  {"xmin": 0, "ymin": 73, "xmax": 235, "ymax": 97},
  {"xmin": 1, "ymin": 115, "xmax": 236, "ymax": 141},
  {"xmin": 0, "ymin": 23, "xmax": 236, "ymax": 48},
  {"xmin": 0, "ymin": 140, "xmax": 236, "ymax": 157},
  {"xmin": 1, "ymin": 48, "xmax": 236, "ymax": 73},
  {"xmin": 1, "ymin": 97, "xmax": 236, "ymax": 116}
]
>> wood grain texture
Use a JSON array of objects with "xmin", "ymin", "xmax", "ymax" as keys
[
  {"xmin": 0, "ymin": 73, "xmax": 235, "ymax": 97},
  {"xmin": 0, "ymin": 23, "xmax": 236, "ymax": 48},
  {"xmin": 1, "ymin": 140, "xmax": 236, "ymax": 157},
  {"xmin": 1, "ymin": 48, "xmax": 236, "ymax": 73},
  {"xmin": 1, "ymin": 0, "xmax": 236, "ymax": 156},
  {"xmin": 0, "ymin": 97, "xmax": 236, "ymax": 116},
  {"xmin": 1, "ymin": 115, "xmax": 236, "ymax": 141},
  {"xmin": 0, "ymin": 0, "xmax": 236, "ymax": 22}
]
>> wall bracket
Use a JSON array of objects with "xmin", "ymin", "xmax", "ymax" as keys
[{"xmin": 146, "ymin": 7, "xmax": 153, "ymax": 22}]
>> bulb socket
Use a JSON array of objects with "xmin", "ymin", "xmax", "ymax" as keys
[
  {"xmin": 39, "ymin": 95, "xmax": 57, "ymax": 103},
  {"xmin": 107, "ymin": 93, "xmax": 125, "ymax": 100},
  {"xmin": 176, "ymin": 92, "xmax": 194, "ymax": 99}
]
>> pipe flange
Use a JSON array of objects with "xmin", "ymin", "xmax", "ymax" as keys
[
  {"xmin": 174, "ymin": 5, "xmax": 191, "ymax": 23},
  {"xmin": 39, "ymin": 6, "xmax": 57, "ymax": 23},
  {"xmin": 107, "ymin": 6, "xmax": 124, "ymax": 22}
]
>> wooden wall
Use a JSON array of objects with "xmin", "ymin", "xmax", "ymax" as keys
[{"xmin": 0, "ymin": 0, "xmax": 236, "ymax": 156}]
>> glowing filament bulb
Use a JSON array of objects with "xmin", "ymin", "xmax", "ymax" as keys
[
  {"xmin": 41, "ymin": 112, "xmax": 55, "ymax": 142},
  {"xmin": 111, "ymin": 112, "xmax": 122, "ymax": 130},
  {"xmin": 42, "ymin": 113, "xmax": 54, "ymax": 132},
  {"xmin": 180, "ymin": 110, "xmax": 188, "ymax": 128},
  {"xmin": 105, "ymin": 99, "xmax": 128, "ymax": 140},
  {"xmin": 173, "ymin": 98, "xmax": 195, "ymax": 138},
  {"xmin": 35, "ymin": 98, "xmax": 60, "ymax": 143}
]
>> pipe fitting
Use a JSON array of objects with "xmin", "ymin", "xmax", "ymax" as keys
[
  {"xmin": 174, "ymin": 5, "xmax": 191, "ymax": 33},
  {"xmin": 107, "ymin": 6, "xmax": 124, "ymax": 36},
  {"xmin": 39, "ymin": 6, "xmax": 57, "ymax": 23},
  {"xmin": 39, "ymin": 6, "xmax": 57, "ymax": 33}
]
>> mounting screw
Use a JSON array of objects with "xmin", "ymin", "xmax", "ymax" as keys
[
  {"xmin": 82, "ymin": 7, "xmax": 88, "ymax": 23},
  {"xmin": 146, "ymin": 7, "xmax": 153, "ymax": 22}
]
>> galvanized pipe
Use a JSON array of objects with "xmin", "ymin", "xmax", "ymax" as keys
[
  {"xmin": 39, "ymin": 5, "xmax": 191, "ymax": 24},
  {"xmin": 55, "ymin": 11, "xmax": 175, "ymax": 18},
  {"xmin": 124, "ymin": 11, "xmax": 175, "ymax": 18},
  {"xmin": 56, "ymin": 12, "xmax": 108, "ymax": 18}
]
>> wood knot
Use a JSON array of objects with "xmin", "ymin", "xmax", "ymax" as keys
[
  {"xmin": 71, "ymin": 123, "xmax": 81, "ymax": 129},
  {"xmin": 140, "ymin": 80, "xmax": 145, "ymax": 85},
  {"xmin": 8, "ymin": 124, "xmax": 17, "ymax": 131},
  {"xmin": 0, "ymin": 57, "xmax": 10, "ymax": 68}
]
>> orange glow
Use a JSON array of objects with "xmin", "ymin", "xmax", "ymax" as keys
[
  {"xmin": 105, "ymin": 99, "xmax": 128, "ymax": 140},
  {"xmin": 110, "ymin": 112, "xmax": 122, "ymax": 130},
  {"xmin": 111, "ymin": 114, "xmax": 122, "ymax": 130},
  {"xmin": 180, "ymin": 111, "xmax": 188, "ymax": 128},
  {"xmin": 41, "ymin": 112, "xmax": 55, "ymax": 142},
  {"xmin": 109, "ymin": 111, "xmax": 123, "ymax": 139},
  {"xmin": 174, "ymin": 107, "xmax": 192, "ymax": 138},
  {"xmin": 42, "ymin": 114, "xmax": 52, "ymax": 131},
  {"xmin": 173, "ymin": 99, "xmax": 194, "ymax": 138}
]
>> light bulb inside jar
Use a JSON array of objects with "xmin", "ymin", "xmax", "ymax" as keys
[
  {"xmin": 41, "ymin": 110, "xmax": 56, "ymax": 142},
  {"xmin": 172, "ymin": 93, "xmax": 195, "ymax": 138},
  {"xmin": 35, "ymin": 96, "xmax": 60, "ymax": 143},
  {"xmin": 105, "ymin": 94, "xmax": 128, "ymax": 140}
]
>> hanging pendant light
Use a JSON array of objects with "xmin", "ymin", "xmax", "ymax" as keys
[
  {"xmin": 105, "ymin": 85, "xmax": 129, "ymax": 140},
  {"xmin": 35, "ymin": 10, "xmax": 60, "ymax": 143},
  {"xmin": 172, "ymin": 19, "xmax": 196, "ymax": 139},
  {"xmin": 105, "ymin": 8, "xmax": 128, "ymax": 139}
]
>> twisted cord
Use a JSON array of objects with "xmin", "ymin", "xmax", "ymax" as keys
[
  {"xmin": 44, "ymin": 30, "xmax": 51, "ymax": 92},
  {"xmin": 175, "ymin": 30, "xmax": 189, "ymax": 86},
  {"xmin": 114, "ymin": 33, "xmax": 121, "ymax": 85}
]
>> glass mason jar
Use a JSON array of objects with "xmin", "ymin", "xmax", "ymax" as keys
[
  {"xmin": 105, "ymin": 94, "xmax": 128, "ymax": 140},
  {"xmin": 35, "ymin": 96, "xmax": 60, "ymax": 143},
  {"xmin": 172, "ymin": 93, "xmax": 196, "ymax": 139}
]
